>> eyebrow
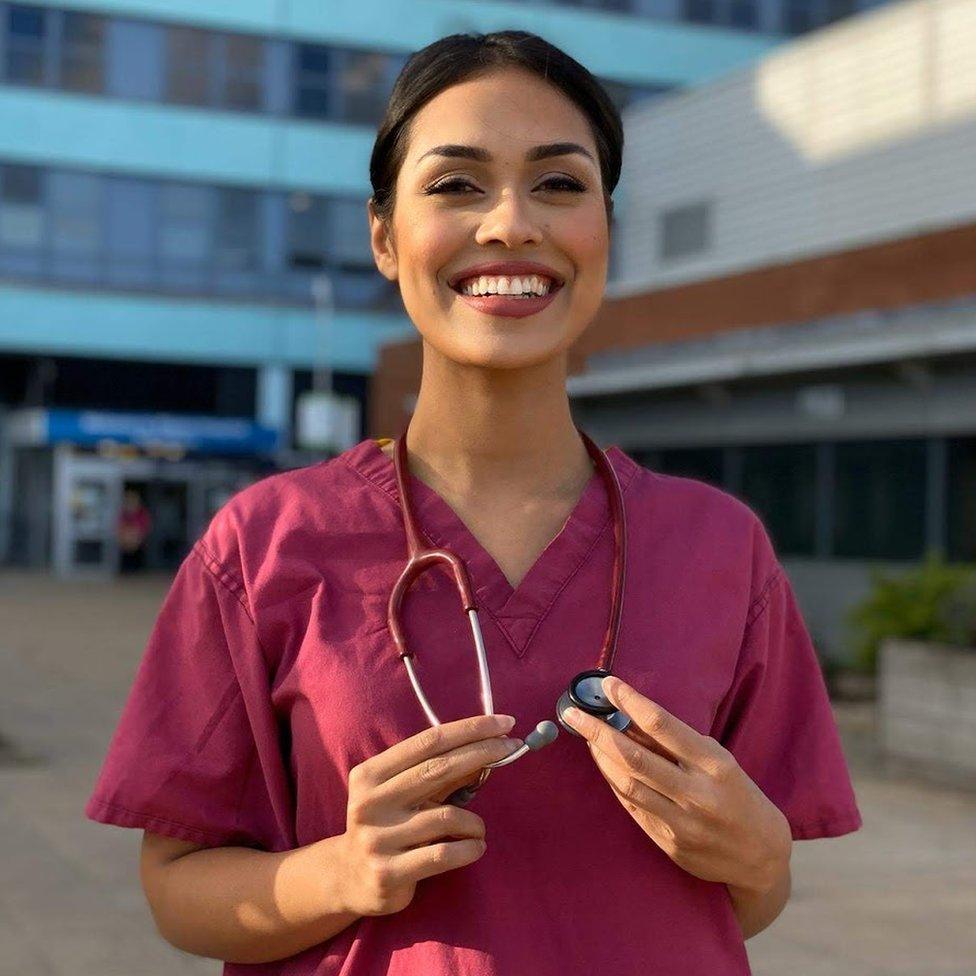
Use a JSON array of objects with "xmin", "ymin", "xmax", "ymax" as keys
[{"xmin": 416, "ymin": 142, "xmax": 595, "ymax": 165}]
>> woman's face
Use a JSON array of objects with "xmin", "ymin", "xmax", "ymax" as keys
[{"xmin": 369, "ymin": 67, "xmax": 610, "ymax": 371}]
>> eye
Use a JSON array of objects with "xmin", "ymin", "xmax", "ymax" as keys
[
  {"xmin": 425, "ymin": 178, "xmax": 478, "ymax": 195},
  {"xmin": 537, "ymin": 176, "xmax": 587, "ymax": 193}
]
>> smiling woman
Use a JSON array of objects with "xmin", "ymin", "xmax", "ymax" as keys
[{"xmin": 85, "ymin": 28, "xmax": 861, "ymax": 976}]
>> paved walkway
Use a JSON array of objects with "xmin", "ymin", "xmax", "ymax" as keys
[{"xmin": 1, "ymin": 569, "xmax": 973, "ymax": 975}]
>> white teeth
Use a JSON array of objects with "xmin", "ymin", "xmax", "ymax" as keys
[{"xmin": 459, "ymin": 274, "xmax": 553, "ymax": 297}]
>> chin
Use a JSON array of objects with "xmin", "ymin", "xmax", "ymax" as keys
[{"xmin": 437, "ymin": 329, "xmax": 573, "ymax": 371}]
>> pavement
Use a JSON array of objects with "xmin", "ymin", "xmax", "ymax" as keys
[{"xmin": 0, "ymin": 569, "xmax": 973, "ymax": 975}]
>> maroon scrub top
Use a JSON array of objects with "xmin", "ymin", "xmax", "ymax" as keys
[{"xmin": 86, "ymin": 437, "xmax": 862, "ymax": 975}]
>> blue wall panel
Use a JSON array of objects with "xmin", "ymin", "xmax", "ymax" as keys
[
  {"xmin": 0, "ymin": 283, "xmax": 413, "ymax": 371},
  {"xmin": 0, "ymin": 89, "xmax": 375, "ymax": 193}
]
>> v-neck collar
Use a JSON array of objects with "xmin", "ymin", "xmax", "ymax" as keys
[{"xmin": 344, "ymin": 437, "xmax": 641, "ymax": 658}]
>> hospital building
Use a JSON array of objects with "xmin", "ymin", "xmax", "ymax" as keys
[{"xmin": 1, "ymin": 0, "xmax": 894, "ymax": 581}]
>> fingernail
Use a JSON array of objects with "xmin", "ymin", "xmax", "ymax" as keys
[
  {"xmin": 500, "ymin": 737, "xmax": 524, "ymax": 752},
  {"xmin": 602, "ymin": 676, "xmax": 619, "ymax": 697},
  {"xmin": 496, "ymin": 715, "xmax": 516, "ymax": 731},
  {"xmin": 563, "ymin": 707, "xmax": 582, "ymax": 726}
]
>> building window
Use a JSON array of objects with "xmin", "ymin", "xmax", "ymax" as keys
[
  {"xmin": 833, "ymin": 439, "xmax": 927, "ymax": 560},
  {"xmin": 656, "ymin": 447, "xmax": 725, "ymax": 487},
  {"xmin": 783, "ymin": 1, "xmax": 816, "ymax": 34},
  {"xmin": 729, "ymin": 1, "xmax": 758, "ymax": 28},
  {"xmin": 294, "ymin": 43, "xmax": 331, "ymax": 118},
  {"xmin": 158, "ymin": 182, "xmax": 215, "ymax": 289},
  {"xmin": 60, "ymin": 10, "xmax": 105, "ymax": 93},
  {"xmin": 947, "ymin": 437, "xmax": 976, "ymax": 562},
  {"xmin": 165, "ymin": 25, "xmax": 211, "ymax": 106},
  {"xmin": 741, "ymin": 443, "xmax": 817, "ymax": 556},
  {"xmin": 215, "ymin": 186, "xmax": 261, "ymax": 294},
  {"xmin": 5, "ymin": 4, "xmax": 47, "ymax": 85},
  {"xmin": 0, "ymin": 162, "xmax": 44, "ymax": 250},
  {"xmin": 685, "ymin": 0, "xmax": 718, "ymax": 24},
  {"xmin": 333, "ymin": 49, "xmax": 404, "ymax": 125},
  {"xmin": 219, "ymin": 34, "xmax": 264, "ymax": 111},
  {"xmin": 659, "ymin": 201, "xmax": 711, "ymax": 260},
  {"xmin": 49, "ymin": 170, "xmax": 103, "ymax": 278},
  {"xmin": 105, "ymin": 176, "xmax": 155, "ymax": 288},
  {"xmin": 286, "ymin": 191, "xmax": 329, "ymax": 270}
]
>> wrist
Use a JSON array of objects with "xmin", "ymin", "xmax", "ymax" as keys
[
  {"xmin": 312, "ymin": 832, "xmax": 355, "ymax": 917},
  {"xmin": 732, "ymin": 815, "xmax": 792, "ymax": 897}
]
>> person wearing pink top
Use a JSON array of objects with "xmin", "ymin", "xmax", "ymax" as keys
[{"xmin": 85, "ymin": 30, "xmax": 861, "ymax": 975}]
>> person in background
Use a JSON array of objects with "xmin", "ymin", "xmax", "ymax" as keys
[{"xmin": 117, "ymin": 488, "xmax": 152, "ymax": 574}]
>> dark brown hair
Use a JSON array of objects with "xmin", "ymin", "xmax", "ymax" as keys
[{"xmin": 368, "ymin": 30, "xmax": 623, "ymax": 228}]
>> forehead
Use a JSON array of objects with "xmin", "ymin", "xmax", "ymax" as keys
[{"xmin": 404, "ymin": 68, "xmax": 597, "ymax": 164}]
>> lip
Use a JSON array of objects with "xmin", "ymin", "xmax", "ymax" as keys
[{"xmin": 447, "ymin": 260, "xmax": 566, "ymax": 291}]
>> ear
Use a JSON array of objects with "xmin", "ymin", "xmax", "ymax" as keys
[{"xmin": 368, "ymin": 198, "xmax": 398, "ymax": 282}]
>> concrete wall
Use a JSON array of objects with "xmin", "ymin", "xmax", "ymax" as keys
[{"xmin": 614, "ymin": 0, "xmax": 976, "ymax": 290}]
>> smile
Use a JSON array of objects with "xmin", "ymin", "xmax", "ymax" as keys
[{"xmin": 449, "ymin": 274, "xmax": 564, "ymax": 319}]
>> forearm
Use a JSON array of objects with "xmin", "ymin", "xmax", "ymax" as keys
[
  {"xmin": 149, "ymin": 834, "xmax": 361, "ymax": 965},
  {"xmin": 726, "ymin": 857, "xmax": 792, "ymax": 940}
]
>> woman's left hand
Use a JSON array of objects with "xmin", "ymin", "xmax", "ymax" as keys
[{"xmin": 562, "ymin": 675, "xmax": 792, "ymax": 894}]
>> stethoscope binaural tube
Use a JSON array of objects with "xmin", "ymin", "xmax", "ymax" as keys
[{"xmin": 389, "ymin": 424, "xmax": 631, "ymax": 807}]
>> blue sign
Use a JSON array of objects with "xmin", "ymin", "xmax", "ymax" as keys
[{"xmin": 44, "ymin": 409, "xmax": 280, "ymax": 455}]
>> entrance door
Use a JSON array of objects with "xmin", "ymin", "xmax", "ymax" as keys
[{"xmin": 52, "ymin": 444, "xmax": 123, "ymax": 578}]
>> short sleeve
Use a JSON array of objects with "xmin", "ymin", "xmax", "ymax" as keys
[
  {"xmin": 710, "ymin": 564, "xmax": 863, "ymax": 841},
  {"xmin": 84, "ymin": 536, "xmax": 294, "ymax": 851}
]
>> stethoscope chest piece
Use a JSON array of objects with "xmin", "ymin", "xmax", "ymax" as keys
[{"xmin": 556, "ymin": 668, "xmax": 632, "ymax": 737}]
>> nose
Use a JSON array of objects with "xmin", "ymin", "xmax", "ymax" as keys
[{"xmin": 474, "ymin": 189, "xmax": 544, "ymax": 249}]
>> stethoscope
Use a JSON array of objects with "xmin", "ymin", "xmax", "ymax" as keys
[{"xmin": 387, "ymin": 424, "xmax": 631, "ymax": 806}]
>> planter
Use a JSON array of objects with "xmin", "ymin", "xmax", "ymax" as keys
[{"xmin": 879, "ymin": 638, "xmax": 976, "ymax": 788}]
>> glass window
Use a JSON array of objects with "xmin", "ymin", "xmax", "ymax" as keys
[
  {"xmin": 947, "ymin": 437, "xmax": 976, "ymax": 562},
  {"xmin": 5, "ymin": 5, "xmax": 47, "ymax": 85},
  {"xmin": 685, "ymin": 0, "xmax": 718, "ymax": 23},
  {"xmin": 60, "ymin": 10, "xmax": 105, "ymax": 93},
  {"xmin": 833, "ymin": 439, "xmax": 927, "ymax": 559},
  {"xmin": 328, "ymin": 197, "xmax": 372, "ymax": 267},
  {"xmin": 729, "ymin": 1, "xmax": 758, "ymax": 27},
  {"xmin": 295, "ymin": 43, "xmax": 331, "ymax": 118},
  {"xmin": 106, "ymin": 20, "xmax": 163, "ymax": 100},
  {"xmin": 286, "ymin": 191, "xmax": 329, "ymax": 270},
  {"xmin": 657, "ymin": 447, "xmax": 725, "ymax": 487},
  {"xmin": 741, "ymin": 444, "xmax": 817, "ymax": 556},
  {"xmin": 0, "ymin": 163, "xmax": 44, "ymax": 250},
  {"xmin": 784, "ymin": 1, "xmax": 815, "ymax": 33},
  {"xmin": 166, "ymin": 25, "xmax": 212, "ymax": 106},
  {"xmin": 215, "ymin": 186, "xmax": 262, "ymax": 294},
  {"xmin": 334, "ymin": 49, "xmax": 401, "ymax": 125},
  {"xmin": 158, "ymin": 183, "xmax": 214, "ymax": 289},
  {"xmin": 220, "ymin": 33, "xmax": 264, "ymax": 111},
  {"xmin": 49, "ymin": 171, "xmax": 102, "ymax": 279},
  {"xmin": 106, "ymin": 176, "xmax": 155, "ymax": 287},
  {"xmin": 660, "ymin": 201, "xmax": 711, "ymax": 260}
]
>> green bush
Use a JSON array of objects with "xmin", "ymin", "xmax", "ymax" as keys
[{"xmin": 846, "ymin": 549, "xmax": 976, "ymax": 672}]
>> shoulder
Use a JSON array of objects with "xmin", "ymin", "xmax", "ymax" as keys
[
  {"xmin": 193, "ymin": 443, "xmax": 372, "ymax": 604},
  {"xmin": 616, "ymin": 449, "xmax": 781, "ymax": 604}
]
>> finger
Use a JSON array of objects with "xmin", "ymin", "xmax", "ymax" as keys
[
  {"xmin": 563, "ymin": 706, "xmax": 686, "ymax": 802},
  {"xmin": 376, "ymin": 735, "xmax": 522, "ymax": 810},
  {"xmin": 395, "ymin": 838, "xmax": 487, "ymax": 882},
  {"xmin": 590, "ymin": 748, "xmax": 678, "ymax": 821},
  {"xmin": 386, "ymin": 806, "xmax": 486, "ymax": 853},
  {"xmin": 601, "ymin": 677, "xmax": 709, "ymax": 768},
  {"xmin": 357, "ymin": 714, "xmax": 516, "ymax": 787}
]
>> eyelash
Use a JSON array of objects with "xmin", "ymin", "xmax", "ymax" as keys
[{"xmin": 425, "ymin": 176, "xmax": 587, "ymax": 195}]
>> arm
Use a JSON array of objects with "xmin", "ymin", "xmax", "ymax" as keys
[
  {"xmin": 140, "ymin": 831, "xmax": 362, "ymax": 965},
  {"xmin": 727, "ymin": 856, "xmax": 792, "ymax": 940}
]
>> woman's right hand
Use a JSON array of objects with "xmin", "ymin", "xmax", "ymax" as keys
[{"xmin": 336, "ymin": 714, "xmax": 523, "ymax": 917}]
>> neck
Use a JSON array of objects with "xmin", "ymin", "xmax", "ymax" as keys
[{"xmin": 402, "ymin": 340, "xmax": 593, "ymax": 501}]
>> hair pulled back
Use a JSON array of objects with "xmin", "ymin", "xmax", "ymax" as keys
[{"xmin": 369, "ymin": 30, "xmax": 624, "ymax": 227}]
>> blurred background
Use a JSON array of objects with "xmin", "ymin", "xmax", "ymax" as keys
[{"xmin": 0, "ymin": 0, "xmax": 974, "ymax": 973}]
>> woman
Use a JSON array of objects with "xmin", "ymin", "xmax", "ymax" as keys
[{"xmin": 85, "ymin": 31, "xmax": 861, "ymax": 975}]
